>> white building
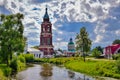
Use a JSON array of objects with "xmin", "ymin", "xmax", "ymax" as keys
[{"xmin": 28, "ymin": 48, "xmax": 44, "ymax": 58}]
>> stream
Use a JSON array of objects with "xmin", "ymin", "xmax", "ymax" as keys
[{"xmin": 14, "ymin": 64, "xmax": 95, "ymax": 80}]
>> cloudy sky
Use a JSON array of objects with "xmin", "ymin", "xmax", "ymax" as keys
[{"xmin": 0, "ymin": 0, "xmax": 120, "ymax": 50}]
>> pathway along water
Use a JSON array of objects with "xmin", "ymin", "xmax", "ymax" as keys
[{"xmin": 15, "ymin": 64, "xmax": 95, "ymax": 80}]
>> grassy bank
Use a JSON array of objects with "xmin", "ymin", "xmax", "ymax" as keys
[
  {"xmin": 34, "ymin": 57, "xmax": 120, "ymax": 79},
  {"xmin": 0, "ymin": 69, "xmax": 6, "ymax": 80},
  {"xmin": 65, "ymin": 59, "xmax": 120, "ymax": 79},
  {"xmin": 34, "ymin": 57, "xmax": 82, "ymax": 64},
  {"xmin": 0, "ymin": 54, "xmax": 33, "ymax": 80},
  {"xmin": 0, "ymin": 63, "xmax": 26, "ymax": 80},
  {"xmin": 0, "ymin": 64, "xmax": 12, "ymax": 80}
]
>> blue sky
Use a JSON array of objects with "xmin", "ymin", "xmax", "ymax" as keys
[{"xmin": 0, "ymin": 0, "xmax": 120, "ymax": 50}]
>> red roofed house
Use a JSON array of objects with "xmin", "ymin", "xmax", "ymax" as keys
[{"xmin": 104, "ymin": 44, "xmax": 120, "ymax": 58}]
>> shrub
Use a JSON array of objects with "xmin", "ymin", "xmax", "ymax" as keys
[
  {"xmin": 18, "ymin": 55, "xmax": 26, "ymax": 63},
  {"xmin": 0, "ymin": 64, "xmax": 12, "ymax": 77},
  {"xmin": 92, "ymin": 48, "xmax": 101, "ymax": 58},
  {"xmin": 112, "ymin": 54, "xmax": 120, "ymax": 60},
  {"xmin": 10, "ymin": 58, "xmax": 18, "ymax": 72},
  {"xmin": 24, "ymin": 54, "xmax": 34, "ymax": 63},
  {"xmin": 17, "ymin": 60, "xmax": 26, "ymax": 72},
  {"xmin": 10, "ymin": 57, "xmax": 26, "ymax": 72},
  {"xmin": 3, "ymin": 67, "xmax": 12, "ymax": 77},
  {"xmin": 116, "ymin": 58, "xmax": 120, "ymax": 73},
  {"xmin": 113, "ymin": 74, "xmax": 120, "ymax": 79},
  {"xmin": 0, "ymin": 69, "xmax": 6, "ymax": 80},
  {"xmin": 103, "ymin": 72, "xmax": 112, "ymax": 77}
]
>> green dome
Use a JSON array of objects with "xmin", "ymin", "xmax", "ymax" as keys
[
  {"xmin": 68, "ymin": 42, "xmax": 74, "ymax": 45},
  {"xmin": 68, "ymin": 49, "xmax": 75, "ymax": 51},
  {"xmin": 68, "ymin": 38, "xmax": 74, "ymax": 45}
]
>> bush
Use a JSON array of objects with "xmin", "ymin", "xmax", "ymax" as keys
[
  {"xmin": 92, "ymin": 48, "xmax": 101, "ymax": 58},
  {"xmin": 0, "ymin": 69, "xmax": 6, "ymax": 80},
  {"xmin": 24, "ymin": 54, "xmax": 34, "ymax": 63},
  {"xmin": 0, "ymin": 64, "xmax": 12, "ymax": 77},
  {"xmin": 10, "ymin": 58, "xmax": 18, "ymax": 72},
  {"xmin": 18, "ymin": 55, "xmax": 26, "ymax": 63},
  {"xmin": 3, "ymin": 67, "xmax": 12, "ymax": 77},
  {"xmin": 17, "ymin": 60, "xmax": 26, "ymax": 72},
  {"xmin": 113, "ymin": 74, "xmax": 120, "ymax": 79},
  {"xmin": 116, "ymin": 58, "xmax": 120, "ymax": 73},
  {"xmin": 10, "ymin": 57, "xmax": 26, "ymax": 72},
  {"xmin": 112, "ymin": 54, "xmax": 120, "ymax": 60}
]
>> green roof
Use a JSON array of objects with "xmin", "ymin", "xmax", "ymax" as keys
[
  {"xmin": 68, "ymin": 38, "xmax": 74, "ymax": 45},
  {"xmin": 68, "ymin": 42, "xmax": 74, "ymax": 45},
  {"xmin": 68, "ymin": 49, "xmax": 75, "ymax": 51}
]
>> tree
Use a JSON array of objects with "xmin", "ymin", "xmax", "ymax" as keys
[
  {"xmin": 32, "ymin": 46, "xmax": 39, "ymax": 50},
  {"xmin": 75, "ymin": 27, "xmax": 92, "ymax": 62},
  {"xmin": 112, "ymin": 39, "xmax": 120, "ymax": 44},
  {"xmin": 0, "ymin": 13, "xmax": 25, "ymax": 66},
  {"xmin": 95, "ymin": 46, "xmax": 103, "ymax": 54},
  {"xmin": 92, "ymin": 48, "xmax": 101, "ymax": 58}
]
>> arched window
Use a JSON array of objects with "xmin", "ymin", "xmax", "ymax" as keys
[
  {"xmin": 48, "ymin": 38, "xmax": 50, "ymax": 45},
  {"xmin": 41, "ymin": 38, "xmax": 44, "ymax": 45},
  {"xmin": 43, "ymin": 28, "xmax": 45, "ymax": 32},
  {"xmin": 47, "ymin": 26, "xmax": 50, "ymax": 32}
]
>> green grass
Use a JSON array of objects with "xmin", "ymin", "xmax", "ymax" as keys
[
  {"xmin": 34, "ymin": 57, "xmax": 82, "ymax": 64},
  {"xmin": 65, "ymin": 59, "xmax": 120, "ymax": 79},
  {"xmin": 34, "ymin": 57, "xmax": 120, "ymax": 79},
  {"xmin": 0, "ymin": 69, "xmax": 6, "ymax": 80},
  {"xmin": 0, "ymin": 64, "xmax": 10, "ymax": 80}
]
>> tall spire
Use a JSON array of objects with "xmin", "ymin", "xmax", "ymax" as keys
[
  {"xmin": 43, "ymin": 6, "xmax": 49, "ymax": 21},
  {"xmin": 70, "ymin": 38, "xmax": 73, "ymax": 42}
]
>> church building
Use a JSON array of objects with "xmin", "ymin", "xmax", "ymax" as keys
[
  {"xmin": 68, "ymin": 38, "xmax": 75, "ymax": 52},
  {"xmin": 64, "ymin": 38, "xmax": 75, "ymax": 57},
  {"xmin": 39, "ymin": 7, "xmax": 54, "ymax": 57}
]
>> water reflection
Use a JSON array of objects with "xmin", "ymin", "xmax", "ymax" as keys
[
  {"xmin": 16, "ymin": 64, "xmax": 95, "ymax": 80},
  {"xmin": 68, "ymin": 71, "xmax": 75, "ymax": 78},
  {"xmin": 40, "ymin": 63, "xmax": 53, "ymax": 76}
]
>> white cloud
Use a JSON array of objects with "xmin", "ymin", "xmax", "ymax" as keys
[
  {"xmin": 94, "ymin": 35, "xmax": 103, "ymax": 43},
  {"xmin": 53, "ymin": 42, "xmax": 68, "ymax": 50},
  {"xmin": 115, "ymin": 30, "xmax": 120, "ymax": 36},
  {"xmin": 1, "ymin": 0, "xmax": 120, "ymax": 49},
  {"xmin": 56, "ymin": 38, "xmax": 62, "ymax": 41},
  {"xmin": 0, "ymin": 0, "xmax": 4, "ymax": 6},
  {"xmin": 94, "ymin": 22, "xmax": 108, "ymax": 34}
]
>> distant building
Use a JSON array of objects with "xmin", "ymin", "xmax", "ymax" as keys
[
  {"xmin": 39, "ymin": 7, "xmax": 54, "ymax": 57},
  {"xmin": 68, "ymin": 38, "xmax": 75, "ymax": 52},
  {"xmin": 104, "ymin": 44, "xmax": 120, "ymax": 58},
  {"xmin": 28, "ymin": 48, "xmax": 44, "ymax": 58},
  {"xmin": 65, "ymin": 38, "xmax": 75, "ymax": 56}
]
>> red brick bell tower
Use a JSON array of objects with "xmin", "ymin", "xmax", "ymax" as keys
[{"xmin": 39, "ymin": 7, "xmax": 54, "ymax": 56}]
